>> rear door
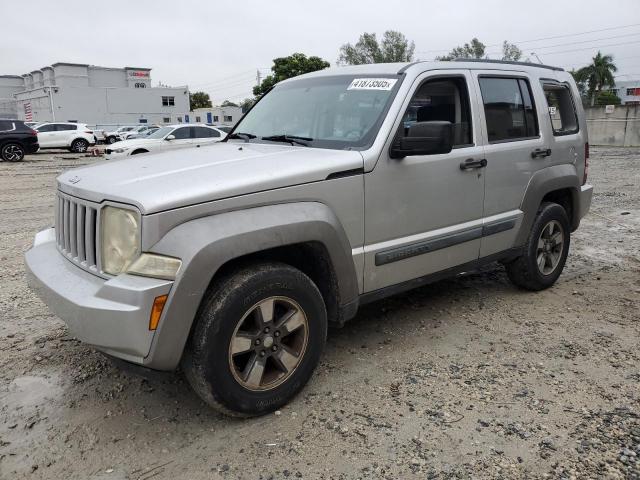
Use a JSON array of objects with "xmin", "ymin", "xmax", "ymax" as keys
[
  {"xmin": 471, "ymin": 71, "xmax": 548, "ymax": 257},
  {"xmin": 53, "ymin": 124, "xmax": 77, "ymax": 147}
]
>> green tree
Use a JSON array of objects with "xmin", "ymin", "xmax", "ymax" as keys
[
  {"xmin": 501, "ymin": 41, "xmax": 523, "ymax": 61},
  {"xmin": 239, "ymin": 97, "xmax": 255, "ymax": 113},
  {"xmin": 338, "ymin": 30, "xmax": 415, "ymax": 65},
  {"xmin": 253, "ymin": 53, "xmax": 330, "ymax": 97},
  {"xmin": 221, "ymin": 100, "xmax": 239, "ymax": 107},
  {"xmin": 189, "ymin": 91, "xmax": 212, "ymax": 110},
  {"xmin": 436, "ymin": 38, "xmax": 486, "ymax": 61},
  {"xmin": 573, "ymin": 52, "xmax": 618, "ymax": 106},
  {"xmin": 594, "ymin": 90, "xmax": 621, "ymax": 106}
]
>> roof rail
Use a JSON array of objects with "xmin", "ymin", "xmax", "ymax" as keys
[{"xmin": 453, "ymin": 58, "xmax": 564, "ymax": 71}]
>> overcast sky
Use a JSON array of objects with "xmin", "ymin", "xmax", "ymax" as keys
[{"xmin": 2, "ymin": 0, "xmax": 640, "ymax": 104}]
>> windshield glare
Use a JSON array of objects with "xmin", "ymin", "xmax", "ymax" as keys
[
  {"xmin": 147, "ymin": 126, "xmax": 174, "ymax": 139},
  {"xmin": 232, "ymin": 75, "xmax": 401, "ymax": 149}
]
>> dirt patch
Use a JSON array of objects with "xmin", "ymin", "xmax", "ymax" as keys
[{"xmin": 1, "ymin": 147, "xmax": 639, "ymax": 479}]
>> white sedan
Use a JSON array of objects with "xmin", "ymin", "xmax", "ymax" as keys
[{"xmin": 104, "ymin": 124, "xmax": 226, "ymax": 159}]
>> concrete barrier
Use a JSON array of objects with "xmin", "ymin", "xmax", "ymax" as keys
[{"xmin": 585, "ymin": 104, "xmax": 640, "ymax": 146}]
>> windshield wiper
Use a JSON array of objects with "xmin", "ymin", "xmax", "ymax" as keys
[
  {"xmin": 227, "ymin": 132, "xmax": 257, "ymax": 140},
  {"xmin": 261, "ymin": 134, "xmax": 312, "ymax": 146}
]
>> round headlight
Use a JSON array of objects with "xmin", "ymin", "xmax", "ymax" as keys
[{"xmin": 101, "ymin": 206, "xmax": 140, "ymax": 275}]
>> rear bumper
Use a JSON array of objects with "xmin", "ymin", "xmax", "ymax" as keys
[
  {"xmin": 25, "ymin": 228, "xmax": 173, "ymax": 365},
  {"xmin": 577, "ymin": 184, "xmax": 593, "ymax": 220}
]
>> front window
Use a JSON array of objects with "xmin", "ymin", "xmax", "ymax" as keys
[
  {"xmin": 230, "ymin": 75, "xmax": 402, "ymax": 149},
  {"xmin": 147, "ymin": 126, "xmax": 174, "ymax": 139}
]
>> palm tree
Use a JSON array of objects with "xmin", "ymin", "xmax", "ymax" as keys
[{"xmin": 574, "ymin": 52, "xmax": 618, "ymax": 106}]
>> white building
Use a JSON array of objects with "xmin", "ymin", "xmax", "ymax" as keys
[
  {"xmin": 189, "ymin": 106, "xmax": 243, "ymax": 126},
  {"xmin": 0, "ymin": 62, "xmax": 190, "ymax": 126},
  {"xmin": 612, "ymin": 80, "xmax": 640, "ymax": 105}
]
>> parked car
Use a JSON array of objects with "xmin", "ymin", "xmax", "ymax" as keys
[
  {"xmin": 119, "ymin": 125, "xmax": 161, "ymax": 141},
  {"xmin": 126, "ymin": 127, "xmax": 160, "ymax": 140},
  {"xmin": 104, "ymin": 126, "xmax": 137, "ymax": 144},
  {"xmin": 35, "ymin": 122, "xmax": 95, "ymax": 153},
  {"xmin": 26, "ymin": 60, "xmax": 593, "ymax": 417},
  {"xmin": 0, "ymin": 119, "xmax": 39, "ymax": 161},
  {"xmin": 104, "ymin": 124, "xmax": 225, "ymax": 159}
]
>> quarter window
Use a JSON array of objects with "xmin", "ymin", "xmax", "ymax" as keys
[
  {"xmin": 479, "ymin": 77, "xmax": 539, "ymax": 143},
  {"xmin": 400, "ymin": 76, "xmax": 473, "ymax": 147},
  {"xmin": 162, "ymin": 96, "xmax": 175, "ymax": 106},
  {"xmin": 543, "ymin": 83, "xmax": 579, "ymax": 135}
]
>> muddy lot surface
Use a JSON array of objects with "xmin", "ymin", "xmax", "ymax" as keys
[{"xmin": 1, "ymin": 147, "xmax": 639, "ymax": 479}]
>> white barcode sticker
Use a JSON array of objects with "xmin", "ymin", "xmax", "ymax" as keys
[{"xmin": 347, "ymin": 78, "xmax": 398, "ymax": 91}]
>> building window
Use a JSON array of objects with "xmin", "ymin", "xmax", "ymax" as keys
[
  {"xmin": 138, "ymin": 119, "xmax": 148, "ymax": 124},
  {"xmin": 162, "ymin": 96, "xmax": 175, "ymax": 106},
  {"xmin": 224, "ymin": 115, "xmax": 233, "ymax": 122},
  {"xmin": 195, "ymin": 116, "xmax": 201, "ymax": 123},
  {"xmin": 213, "ymin": 115, "xmax": 219, "ymax": 122},
  {"xmin": 135, "ymin": 83, "xmax": 146, "ymax": 88},
  {"xmin": 627, "ymin": 88, "xmax": 640, "ymax": 96},
  {"xmin": 163, "ymin": 117, "xmax": 170, "ymax": 123},
  {"xmin": 177, "ymin": 116, "xmax": 183, "ymax": 123}
]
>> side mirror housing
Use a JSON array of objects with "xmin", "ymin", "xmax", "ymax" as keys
[
  {"xmin": 165, "ymin": 134, "xmax": 175, "ymax": 141},
  {"xmin": 390, "ymin": 121, "xmax": 453, "ymax": 159}
]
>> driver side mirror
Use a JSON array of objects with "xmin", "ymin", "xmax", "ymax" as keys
[
  {"xmin": 165, "ymin": 134, "xmax": 175, "ymax": 141},
  {"xmin": 390, "ymin": 121, "xmax": 453, "ymax": 159}
]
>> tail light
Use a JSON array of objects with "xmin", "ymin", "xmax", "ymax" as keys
[
  {"xmin": 583, "ymin": 142, "xmax": 589, "ymax": 185},
  {"xmin": 29, "ymin": 129, "xmax": 37, "ymax": 136}
]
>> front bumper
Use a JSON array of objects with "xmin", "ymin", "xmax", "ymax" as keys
[{"xmin": 25, "ymin": 228, "xmax": 173, "ymax": 365}]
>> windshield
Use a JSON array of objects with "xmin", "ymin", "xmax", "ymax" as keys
[
  {"xmin": 230, "ymin": 75, "xmax": 402, "ymax": 149},
  {"xmin": 147, "ymin": 126, "xmax": 173, "ymax": 139}
]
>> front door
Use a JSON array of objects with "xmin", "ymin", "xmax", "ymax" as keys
[
  {"xmin": 36, "ymin": 123, "xmax": 57, "ymax": 147},
  {"xmin": 363, "ymin": 70, "xmax": 486, "ymax": 292}
]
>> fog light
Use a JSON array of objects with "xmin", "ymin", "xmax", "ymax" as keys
[{"xmin": 149, "ymin": 295, "xmax": 168, "ymax": 331}]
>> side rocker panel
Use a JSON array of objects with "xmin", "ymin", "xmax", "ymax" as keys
[{"xmin": 143, "ymin": 202, "xmax": 359, "ymax": 370}]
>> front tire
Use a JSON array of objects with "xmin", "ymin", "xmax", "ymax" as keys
[
  {"xmin": 70, "ymin": 139, "xmax": 89, "ymax": 153},
  {"xmin": 505, "ymin": 202, "xmax": 570, "ymax": 291},
  {"xmin": 182, "ymin": 262, "xmax": 327, "ymax": 417},
  {"xmin": 107, "ymin": 136, "xmax": 118, "ymax": 144},
  {"xmin": 1, "ymin": 143, "xmax": 25, "ymax": 162}
]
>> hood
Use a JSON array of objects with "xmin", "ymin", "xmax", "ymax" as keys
[{"xmin": 57, "ymin": 142, "xmax": 363, "ymax": 214}]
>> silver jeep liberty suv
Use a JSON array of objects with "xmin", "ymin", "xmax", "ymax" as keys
[{"xmin": 26, "ymin": 60, "xmax": 593, "ymax": 416}]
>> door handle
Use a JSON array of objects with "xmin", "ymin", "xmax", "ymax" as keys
[
  {"xmin": 531, "ymin": 148, "xmax": 552, "ymax": 159},
  {"xmin": 460, "ymin": 158, "xmax": 487, "ymax": 170}
]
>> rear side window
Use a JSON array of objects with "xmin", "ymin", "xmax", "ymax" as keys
[
  {"xmin": 37, "ymin": 124, "xmax": 56, "ymax": 132},
  {"xmin": 479, "ymin": 77, "xmax": 539, "ymax": 143},
  {"xmin": 543, "ymin": 83, "xmax": 579, "ymax": 135},
  {"xmin": 55, "ymin": 124, "xmax": 77, "ymax": 131}
]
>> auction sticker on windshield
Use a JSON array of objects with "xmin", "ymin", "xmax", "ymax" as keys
[{"xmin": 347, "ymin": 78, "xmax": 398, "ymax": 91}]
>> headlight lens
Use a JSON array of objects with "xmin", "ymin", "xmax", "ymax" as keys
[
  {"xmin": 112, "ymin": 147, "xmax": 130, "ymax": 154},
  {"xmin": 127, "ymin": 253, "xmax": 181, "ymax": 280},
  {"xmin": 101, "ymin": 206, "xmax": 140, "ymax": 275}
]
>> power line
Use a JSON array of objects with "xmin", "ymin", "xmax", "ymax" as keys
[
  {"xmin": 416, "ymin": 22, "xmax": 640, "ymax": 54},
  {"xmin": 531, "ymin": 40, "xmax": 640, "ymax": 56},
  {"xmin": 484, "ymin": 32, "xmax": 640, "ymax": 56}
]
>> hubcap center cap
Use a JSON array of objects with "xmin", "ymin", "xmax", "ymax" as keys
[{"xmin": 263, "ymin": 336, "xmax": 274, "ymax": 348}]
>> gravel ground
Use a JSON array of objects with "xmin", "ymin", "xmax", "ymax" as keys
[{"xmin": 0, "ymin": 147, "xmax": 638, "ymax": 480}]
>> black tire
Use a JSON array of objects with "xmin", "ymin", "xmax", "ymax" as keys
[
  {"xmin": 1, "ymin": 143, "xmax": 25, "ymax": 162},
  {"xmin": 182, "ymin": 262, "xmax": 327, "ymax": 417},
  {"xmin": 70, "ymin": 139, "xmax": 89, "ymax": 153},
  {"xmin": 131, "ymin": 149, "xmax": 148, "ymax": 155},
  {"xmin": 505, "ymin": 202, "xmax": 570, "ymax": 291},
  {"xmin": 107, "ymin": 136, "xmax": 118, "ymax": 144}
]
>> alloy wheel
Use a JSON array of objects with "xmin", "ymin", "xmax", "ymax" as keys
[
  {"xmin": 228, "ymin": 296, "xmax": 309, "ymax": 391},
  {"xmin": 2, "ymin": 144, "xmax": 24, "ymax": 162},
  {"xmin": 536, "ymin": 220, "xmax": 564, "ymax": 275}
]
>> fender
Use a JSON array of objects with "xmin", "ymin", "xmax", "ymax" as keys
[
  {"xmin": 515, "ymin": 164, "xmax": 580, "ymax": 246},
  {"xmin": 143, "ymin": 201, "xmax": 359, "ymax": 370}
]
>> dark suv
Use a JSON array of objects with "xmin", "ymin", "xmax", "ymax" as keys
[{"xmin": 0, "ymin": 119, "xmax": 39, "ymax": 162}]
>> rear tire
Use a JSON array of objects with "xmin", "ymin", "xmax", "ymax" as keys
[
  {"xmin": 505, "ymin": 202, "xmax": 570, "ymax": 291},
  {"xmin": 182, "ymin": 262, "xmax": 327, "ymax": 417},
  {"xmin": 107, "ymin": 136, "xmax": 118, "ymax": 144},
  {"xmin": 70, "ymin": 139, "xmax": 89, "ymax": 153},
  {"xmin": 1, "ymin": 143, "xmax": 25, "ymax": 162}
]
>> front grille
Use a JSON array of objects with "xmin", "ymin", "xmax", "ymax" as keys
[{"xmin": 56, "ymin": 192, "xmax": 100, "ymax": 273}]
